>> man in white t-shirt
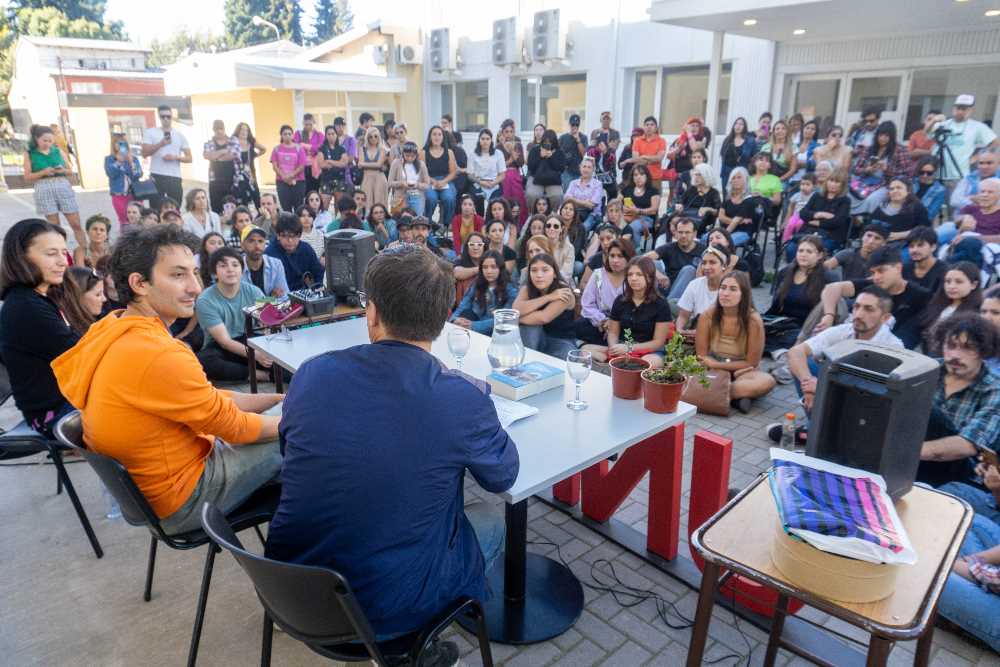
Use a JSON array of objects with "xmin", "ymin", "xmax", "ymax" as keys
[
  {"xmin": 932, "ymin": 94, "xmax": 999, "ymax": 182},
  {"xmin": 787, "ymin": 285, "xmax": 902, "ymax": 411},
  {"xmin": 142, "ymin": 104, "xmax": 192, "ymax": 208}
]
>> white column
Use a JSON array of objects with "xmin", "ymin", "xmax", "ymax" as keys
[
  {"xmin": 706, "ymin": 30, "xmax": 725, "ymax": 167},
  {"xmin": 292, "ymin": 89, "xmax": 305, "ymax": 125}
]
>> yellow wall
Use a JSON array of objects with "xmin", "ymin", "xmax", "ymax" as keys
[
  {"xmin": 66, "ymin": 107, "xmax": 112, "ymax": 190},
  {"xmin": 187, "ymin": 90, "xmax": 257, "ymax": 183},
  {"xmin": 249, "ymin": 88, "xmax": 294, "ymax": 187}
]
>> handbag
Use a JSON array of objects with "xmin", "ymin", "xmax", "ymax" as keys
[
  {"xmin": 130, "ymin": 178, "xmax": 158, "ymax": 199},
  {"xmin": 680, "ymin": 370, "xmax": 731, "ymax": 416}
]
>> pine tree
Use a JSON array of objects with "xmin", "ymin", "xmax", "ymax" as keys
[
  {"xmin": 224, "ymin": 0, "xmax": 270, "ymax": 49},
  {"xmin": 264, "ymin": 0, "xmax": 302, "ymax": 46},
  {"xmin": 312, "ymin": 0, "xmax": 352, "ymax": 44}
]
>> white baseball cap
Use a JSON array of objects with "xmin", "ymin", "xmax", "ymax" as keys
[{"xmin": 954, "ymin": 94, "xmax": 976, "ymax": 107}]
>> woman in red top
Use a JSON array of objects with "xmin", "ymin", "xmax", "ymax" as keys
[{"xmin": 451, "ymin": 194, "xmax": 484, "ymax": 249}]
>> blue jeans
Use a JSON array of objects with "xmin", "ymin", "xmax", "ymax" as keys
[
  {"xmin": 425, "ymin": 183, "xmax": 456, "ymax": 227},
  {"xmin": 405, "ymin": 192, "xmax": 425, "ymax": 217},
  {"xmin": 937, "ymin": 514, "xmax": 1000, "ymax": 652},
  {"xmin": 561, "ymin": 171, "xmax": 576, "ymax": 193},
  {"xmin": 583, "ymin": 211, "xmax": 602, "ymax": 233},
  {"xmin": 939, "ymin": 482, "xmax": 1000, "ymax": 525},
  {"xmin": 520, "ymin": 324, "xmax": 577, "ymax": 360},
  {"xmin": 792, "ymin": 357, "xmax": 821, "ymax": 420},
  {"xmin": 668, "ymin": 264, "xmax": 696, "ymax": 301},
  {"xmin": 159, "ymin": 438, "xmax": 282, "ymax": 536},
  {"xmin": 937, "ymin": 222, "xmax": 959, "ymax": 245},
  {"xmin": 628, "ymin": 216, "xmax": 654, "ymax": 241}
]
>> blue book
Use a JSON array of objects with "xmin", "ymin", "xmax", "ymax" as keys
[{"xmin": 487, "ymin": 362, "xmax": 564, "ymax": 400}]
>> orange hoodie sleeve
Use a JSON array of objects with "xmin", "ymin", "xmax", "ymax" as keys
[{"xmin": 139, "ymin": 345, "xmax": 264, "ymax": 444}]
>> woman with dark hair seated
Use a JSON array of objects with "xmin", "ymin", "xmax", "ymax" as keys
[
  {"xmin": 871, "ymin": 177, "xmax": 931, "ymax": 246},
  {"xmin": 920, "ymin": 261, "xmax": 983, "ymax": 352},
  {"xmin": 575, "ymin": 238, "xmax": 634, "ymax": 345},
  {"xmin": 452, "ymin": 231, "xmax": 487, "ymax": 308},
  {"xmin": 765, "ymin": 235, "xmax": 835, "ymax": 353},
  {"xmin": 695, "ymin": 271, "xmax": 775, "ymax": 413},
  {"xmin": 450, "ymin": 250, "xmax": 517, "ymax": 335},
  {"xmin": 61, "ymin": 266, "xmax": 107, "ymax": 335},
  {"xmin": 582, "ymin": 256, "xmax": 672, "ymax": 368},
  {"xmin": 514, "ymin": 253, "xmax": 577, "ymax": 358},
  {"xmin": 792, "ymin": 167, "xmax": 850, "ymax": 259},
  {"xmin": 0, "ymin": 219, "xmax": 79, "ymax": 437}
]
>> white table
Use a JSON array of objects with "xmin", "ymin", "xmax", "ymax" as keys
[{"xmin": 248, "ymin": 320, "xmax": 695, "ymax": 643}]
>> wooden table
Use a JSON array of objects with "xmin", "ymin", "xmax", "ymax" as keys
[
  {"xmin": 686, "ymin": 475, "xmax": 972, "ymax": 667},
  {"xmin": 244, "ymin": 303, "xmax": 364, "ymax": 393}
]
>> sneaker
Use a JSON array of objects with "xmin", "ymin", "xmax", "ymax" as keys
[
  {"xmin": 418, "ymin": 640, "xmax": 460, "ymax": 667},
  {"xmin": 771, "ymin": 364, "xmax": 794, "ymax": 385},
  {"xmin": 766, "ymin": 422, "xmax": 783, "ymax": 443}
]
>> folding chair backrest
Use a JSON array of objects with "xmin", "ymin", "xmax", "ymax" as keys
[
  {"xmin": 200, "ymin": 503, "xmax": 379, "ymax": 649},
  {"xmin": 54, "ymin": 411, "xmax": 160, "ymax": 529}
]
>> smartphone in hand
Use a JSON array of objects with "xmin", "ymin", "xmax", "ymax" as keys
[{"xmin": 980, "ymin": 447, "xmax": 999, "ymax": 470}]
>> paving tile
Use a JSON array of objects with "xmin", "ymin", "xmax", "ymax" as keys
[
  {"xmin": 608, "ymin": 609, "xmax": 670, "ymax": 652},
  {"xmin": 551, "ymin": 627, "xmax": 583, "ymax": 652},
  {"xmin": 599, "ymin": 641, "xmax": 652, "ymax": 666},
  {"xmin": 549, "ymin": 638, "xmax": 605, "ymax": 667},
  {"xmin": 929, "ymin": 646, "xmax": 978, "ymax": 667},
  {"xmin": 573, "ymin": 610, "xmax": 627, "ymax": 651},
  {"xmin": 503, "ymin": 641, "xmax": 563, "ymax": 667}
]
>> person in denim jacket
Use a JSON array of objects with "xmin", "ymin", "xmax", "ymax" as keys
[{"xmin": 450, "ymin": 250, "xmax": 518, "ymax": 335}]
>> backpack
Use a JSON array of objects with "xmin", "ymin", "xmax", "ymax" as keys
[{"xmin": 743, "ymin": 243, "xmax": 765, "ymax": 287}]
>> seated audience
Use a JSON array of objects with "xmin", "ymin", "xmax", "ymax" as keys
[
  {"xmin": 484, "ymin": 219, "xmax": 517, "ymax": 274},
  {"xmin": 51, "ymin": 224, "xmax": 282, "ymax": 536},
  {"xmin": 0, "ymin": 220, "xmax": 79, "ymax": 436},
  {"xmin": 226, "ymin": 205, "xmax": 254, "ymax": 248},
  {"xmin": 581, "ymin": 223, "xmax": 622, "ymax": 291},
  {"xmin": 917, "ymin": 314, "xmax": 1000, "ymax": 488},
  {"xmin": 451, "ymin": 194, "xmax": 484, "ymax": 250},
  {"xmin": 824, "ymin": 222, "xmax": 887, "ymax": 281},
  {"xmin": 920, "ymin": 262, "xmax": 983, "ymax": 351},
  {"xmin": 912, "ymin": 156, "xmax": 948, "ymax": 221},
  {"xmin": 195, "ymin": 247, "xmax": 273, "ymax": 383},
  {"xmin": 61, "ymin": 266, "xmax": 107, "ymax": 334},
  {"xmin": 517, "ymin": 215, "xmax": 547, "ymax": 271},
  {"xmin": 453, "ymin": 232, "xmax": 486, "ymax": 307},
  {"xmin": 647, "ymin": 217, "xmax": 705, "ymax": 301},
  {"xmin": 794, "ymin": 167, "xmax": 850, "ymax": 257},
  {"xmin": 939, "ymin": 178, "xmax": 1000, "ymax": 246},
  {"xmin": 266, "ymin": 245, "xmax": 517, "ymax": 650},
  {"xmin": 558, "ymin": 200, "xmax": 587, "ymax": 274},
  {"xmin": 871, "ymin": 177, "xmax": 931, "ymax": 245},
  {"xmin": 675, "ymin": 244, "xmax": 730, "ymax": 333},
  {"xmin": 982, "ymin": 286, "xmax": 1000, "ymax": 374},
  {"xmin": 780, "ymin": 173, "xmax": 816, "ymax": 243},
  {"xmin": 936, "ymin": 512, "xmax": 1000, "ymax": 652},
  {"xmin": 196, "ymin": 232, "xmax": 226, "ymax": 287},
  {"xmin": 785, "ymin": 286, "xmax": 902, "ymax": 418},
  {"xmin": 765, "ymin": 235, "xmax": 834, "ymax": 354},
  {"xmin": 181, "ymin": 188, "xmax": 222, "ymax": 239},
  {"xmin": 74, "ymin": 214, "xmax": 111, "ymax": 268},
  {"xmin": 621, "ymin": 164, "xmax": 660, "ymax": 240},
  {"xmin": 817, "ymin": 246, "xmax": 931, "ymax": 349},
  {"xmin": 602, "ymin": 198, "xmax": 632, "ymax": 241},
  {"xmin": 583, "ymin": 256, "xmax": 672, "ymax": 368},
  {"xmin": 903, "ymin": 226, "xmax": 947, "ymax": 294},
  {"xmin": 266, "ymin": 212, "xmax": 324, "ymax": 291},
  {"xmin": 543, "ymin": 215, "xmax": 576, "ymax": 285},
  {"xmin": 749, "ymin": 152, "xmax": 783, "ymax": 210},
  {"xmin": 326, "ymin": 194, "xmax": 370, "ymax": 233},
  {"xmin": 675, "ymin": 163, "xmax": 721, "ymax": 235},
  {"xmin": 450, "ymin": 250, "xmax": 517, "ymax": 335},
  {"xmin": 717, "ymin": 167, "xmax": 756, "ymax": 246},
  {"xmin": 297, "ymin": 205, "xmax": 326, "ymax": 261},
  {"xmin": 485, "ymin": 199, "xmax": 518, "ymax": 252},
  {"xmin": 241, "ymin": 226, "xmax": 288, "ymax": 297},
  {"xmin": 514, "ymin": 254, "xmax": 577, "ymax": 358},
  {"xmin": 695, "ymin": 271, "xmax": 775, "ymax": 412},
  {"xmin": 850, "ymin": 120, "xmax": 912, "ymax": 214},
  {"xmin": 409, "ymin": 216, "xmax": 443, "ymax": 257},
  {"xmin": 563, "ymin": 156, "xmax": 604, "ymax": 232},
  {"xmin": 575, "ymin": 238, "xmax": 633, "ymax": 345},
  {"xmin": 951, "ymin": 149, "xmax": 998, "ymax": 211}
]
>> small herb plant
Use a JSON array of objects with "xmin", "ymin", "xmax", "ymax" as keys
[
  {"xmin": 612, "ymin": 328, "xmax": 647, "ymax": 370},
  {"xmin": 642, "ymin": 332, "xmax": 710, "ymax": 386}
]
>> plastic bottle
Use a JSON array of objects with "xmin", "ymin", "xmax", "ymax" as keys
[
  {"xmin": 780, "ymin": 412, "xmax": 796, "ymax": 450},
  {"xmin": 103, "ymin": 485, "xmax": 122, "ymax": 520}
]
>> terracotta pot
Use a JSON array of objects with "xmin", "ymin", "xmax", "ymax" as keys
[
  {"xmin": 641, "ymin": 372, "xmax": 686, "ymax": 414},
  {"xmin": 610, "ymin": 356, "xmax": 650, "ymax": 400}
]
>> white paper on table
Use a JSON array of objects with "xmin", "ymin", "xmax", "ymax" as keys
[{"xmin": 490, "ymin": 394, "xmax": 539, "ymax": 429}]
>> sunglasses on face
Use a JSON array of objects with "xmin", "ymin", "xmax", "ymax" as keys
[
  {"xmin": 467, "ymin": 242, "xmax": 485, "ymax": 248},
  {"xmin": 545, "ymin": 223, "xmax": 561, "ymax": 229},
  {"xmin": 160, "ymin": 115, "xmax": 171, "ymax": 120},
  {"xmin": 920, "ymin": 170, "xmax": 935, "ymax": 176}
]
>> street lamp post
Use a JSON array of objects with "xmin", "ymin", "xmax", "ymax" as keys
[{"xmin": 252, "ymin": 15, "xmax": 282, "ymax": 56}]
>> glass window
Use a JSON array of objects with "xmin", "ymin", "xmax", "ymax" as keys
[
  {"xmin": 634, "ymin": 71, "xmax": 657, "ymax": 129},
  {"xmin": 539, "ymin": 75, "xmax": 585, "ymax": 134},
  {"xmin": 848, "ymin": 76, "xmax": 900, "ymax": 114},
  {"xmin": 905, "ymin": 66, "xmax": 1000, "ymax": 139},
  {"xmin": 659, "ymin": 64, "xmax": 731, "ymax": 134},
  {"xmin": 519, "ymin": 78, "xmax": 538, "ymax": 130},
  {"xmin": 439, "ymin": 84, "xmax": 453, "ymax": 126},
  {"xmin": 792, "ymin": 79, "xmax": 840, "ymax": 137},
  {"xmin": 454, "ymin": 80, "xmax": 488, "ymax": 133}
]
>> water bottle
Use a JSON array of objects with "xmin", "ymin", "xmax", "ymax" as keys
[
  {"xmin": 780, "ymin": 412, "xmax": 796, "ymax": 450},
  {"xmin": 103, "ymin": 485, "xmax": 122, "ymax": 520}
]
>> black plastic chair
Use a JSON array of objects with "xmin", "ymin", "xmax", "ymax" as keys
[
  {"xmin": 54, "ymin": 411, "xmax": 279, "ymax": 667},
  {"xmin": 200, "ymin": 502, "xmax": 495, "ymax": 667},
  {"xmin": 0, "ymin": 361, "xmax": 103, "ymax": 558}
]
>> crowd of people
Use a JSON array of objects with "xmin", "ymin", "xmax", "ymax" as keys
[{"xmin": 8, "ymin": 93, "xmax": 1000, "ymax": 652}]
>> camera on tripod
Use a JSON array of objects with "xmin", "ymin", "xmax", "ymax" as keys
[{"xmin": 932, "ymin": 125, "xmax": 952, "ymax": 140}]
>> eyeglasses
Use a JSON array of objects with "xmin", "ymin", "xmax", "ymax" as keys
[
  {"xmin": 159, "ymin": 114, "xmax": 171, "ymax": 120},
  {"xmin": 920, "ymin": 169, "xmax": 935, "ymax": 176},
  {"xmin": 829, "ymin": 132, "xmax": 842, "ymax": 138},
  {"xmin": 545, "ymin": 223, "xmax": 561, "ymax": 229},
  {"xmin": 467, "ymin": 241, "xmax": 485, "ymax": 248}
]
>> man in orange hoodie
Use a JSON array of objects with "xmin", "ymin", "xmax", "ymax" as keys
[{"xmin": 53, "ymin": 224, "xmax": 283, "ymax": 536}]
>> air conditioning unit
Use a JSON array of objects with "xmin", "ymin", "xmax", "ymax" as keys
[
  {"xmin": 532, "ymin": 9, "xmax": 565, "ymax": 62},
  {"xmin": 396, "ymin": 43, "xmax": 422, "ymax": 65},
  {"xmin": 429, "ymin": 28, "xmax": 455, "ymax": 72},
  {"xmin": 370, "ymin": 44, "xmax": 386, "ymax": 65},
  {"xmin": 492, "ymin": 17, "xmax": 518, "ymax": 66}
]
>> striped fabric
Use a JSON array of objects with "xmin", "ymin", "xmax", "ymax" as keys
[{"xmin": 770, "ymin": 458, "xmax": 905, "ymax": 554}]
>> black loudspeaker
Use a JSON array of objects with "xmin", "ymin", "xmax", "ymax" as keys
[
  {"xmin": 806, "ymin": 340, "xmax": 941, "ymax": 499},
  {"xmin": 324, "ymin": 229, "xmax": 377, "ymax": 302}
]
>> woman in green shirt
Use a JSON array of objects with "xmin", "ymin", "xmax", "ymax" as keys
[
  {"xmin": 749, "ymin": 152, "xmax": 783, "ymax": 207},
  {"xmin": 23, "ymin": 124, "xmax": 85, "ymax": 250}
]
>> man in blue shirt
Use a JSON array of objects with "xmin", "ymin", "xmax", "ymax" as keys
[
  {"xmin": 241, "ymin": 226, "xmax": 288, "ymax": 297},
  {"xmin": 264, "ymin": 212, "xmax": 324, "ymax": 291},
  {"xmin": 267, "ymin": 245, "xmax": 518, "ymax": 658}
]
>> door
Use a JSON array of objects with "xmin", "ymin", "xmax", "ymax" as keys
[
  {"xmin": 844, "ymin": 71, "xmax": 907, "ymax": 129},
  {"xmin": 787, "ymin": 74, "xmax": 844, "ymax": 137}
]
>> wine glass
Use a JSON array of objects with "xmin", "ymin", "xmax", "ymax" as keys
[
  {"xmin": 566, "ymin": 349, "xmax": 592, "ymax": 411},
  {"xmin": 448, "ymin": 327, "xmax": 471, "ymax": 370}
]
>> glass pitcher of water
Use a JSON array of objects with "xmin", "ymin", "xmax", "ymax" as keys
[{"xmin": 488, "ymin": 309, "xmax": 525, "ymax": 371}]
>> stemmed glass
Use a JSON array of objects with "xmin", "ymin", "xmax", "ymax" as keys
[
  {"xmin": 566, "ymin": 349, "xmax": 592, "ymax": 411},
  {"xmin": 448, "ymin": 327, "xmax": 471, "ymax": 370}
]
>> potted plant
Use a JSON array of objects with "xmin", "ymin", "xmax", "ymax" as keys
[
  {"xmin": 610, "ymin": 328, "xmax": 650, "ymax": 400},
  {"xmin": 641, "ymin": 332, "xmax": 709, "ymax": 413}
]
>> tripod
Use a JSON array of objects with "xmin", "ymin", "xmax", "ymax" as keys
[{"xmin": 933, "ymin": 129, "xmax": 963, "ymax": 220}]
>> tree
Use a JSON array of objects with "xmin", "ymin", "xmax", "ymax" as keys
[
  {"xmin": 148, "ymin": 30, "xmax": 228, "ymax": 68},
  {"xmin": 225, "ymin": 0, "xmax": 304, "ymax": 49},
  {"xmin": 266, "ymin": 0, "xmax": 302, "ymax": 46},
  {"xmin": 312, "ymin": 0, "xmax": 353, "ymax": 44},
  {"xmin": 5, "ymin": 2, "xmax": 125, "ymax": 39},
  {"xmin": 6, "ymin": 0, "xmax": 106, "ymax": 24}
]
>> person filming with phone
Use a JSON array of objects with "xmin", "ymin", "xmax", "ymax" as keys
[{"xmin": 142, "ymin": 104, "xmax": 192, "ymax": 209}]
